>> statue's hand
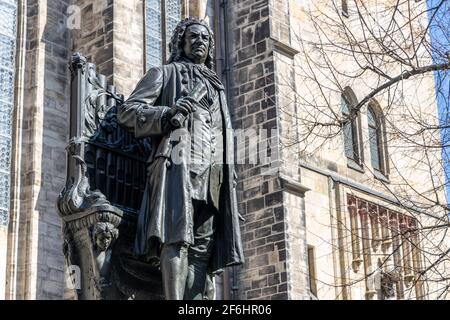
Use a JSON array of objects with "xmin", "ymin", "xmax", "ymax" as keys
[{"xmin": 170, "ymin": 97, "xmax": 197, "ymax": 117}]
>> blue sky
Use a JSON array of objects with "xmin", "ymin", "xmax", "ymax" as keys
[{"xmin": 427, "ymin": 0, "xmax": 450, "ymax": 204}]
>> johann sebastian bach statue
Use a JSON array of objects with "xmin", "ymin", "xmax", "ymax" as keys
[{"xmin": 116, "ymin": 18, "xmax": 244, "ymax": 300}]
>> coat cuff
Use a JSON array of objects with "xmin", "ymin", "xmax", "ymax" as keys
[{"xmin": 135, "ymin": 105, "xmax": 172, "ymax": 138}]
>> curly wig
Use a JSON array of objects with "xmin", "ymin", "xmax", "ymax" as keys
[{"xmin": 167, "ymin": 18, "xmax": 215, "ymax": 70}]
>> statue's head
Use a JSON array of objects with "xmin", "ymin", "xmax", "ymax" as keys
[
  {"xmin": 93, "ymin": 222, "xmax": 118, "ymax": 252},
  {"xmin": 168, "ymin": 18, "xmax": 215, "ymax": 69}
]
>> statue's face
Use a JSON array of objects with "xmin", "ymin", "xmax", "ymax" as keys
[
  {"xmin": 96, "ymin": 232, "xmax": 112, "ymax": 251},
  {"xmin": 182, "ymin": 24, "xmax": 210, "ymax": 64}
]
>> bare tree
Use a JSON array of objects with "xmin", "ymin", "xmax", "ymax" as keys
[{"xmin": 277, "ymin": 0, "xmax": 450, "ymax": 299}]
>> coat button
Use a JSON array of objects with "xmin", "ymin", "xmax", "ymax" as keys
[
  {"xmin": 181, "ymin": 78, "xmax": 189, "ymax": 84},
  {"xmin": 181, "ymin": 89, "xmax": 189, "ymax": 96},
  {"xmin": 139, "ymin": 116, "xmax": 146, "ymax": 123}
]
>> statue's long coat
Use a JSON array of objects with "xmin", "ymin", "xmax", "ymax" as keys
[{"xmin": 117, "ymin": 62, "xmax": 244, "ymax": 272}]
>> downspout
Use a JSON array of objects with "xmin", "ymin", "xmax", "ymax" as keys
[
  {"xmin": 218, "ymin": 0, "xmax": 238, "ymax": 300},
  {"xmin": 219, "ymin": 0, "xmax": 233, "ymax": 111}
]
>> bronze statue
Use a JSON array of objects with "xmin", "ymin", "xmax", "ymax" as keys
[{"xmin": 116, "ymin": 18, "xmax": 244, "ymax": 300}]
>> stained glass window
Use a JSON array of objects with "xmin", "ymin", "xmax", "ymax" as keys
[
  {"xmin": 145, "ymin": 0, "xmax": 162, "ymax": 69},
  {"xmin": 145, "ymin": 0, "xmax": 182, "ymax": 70},
  {"xmin": 0, "ymin": 0, "xmax": 17, "ymax": 226},
  {"xmin": 165, "ymin": 0, "xmax": 181, "ymax": 55}
]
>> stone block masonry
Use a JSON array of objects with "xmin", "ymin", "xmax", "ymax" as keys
[
  {"xmin": 6, "ymin": 0, "xmax": 72, "ymax": 300},
  {"xmin": 228, "ymin": 0, "xmax": 311, "ymax": 300},
  {"xmin": 229, "ymin": 0, "xmax": 288, "ymax": 300}
]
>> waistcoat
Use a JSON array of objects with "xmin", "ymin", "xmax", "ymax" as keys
[{"xmin": 189, "ymin": 66, "xmax": 224, "ymax": 210}]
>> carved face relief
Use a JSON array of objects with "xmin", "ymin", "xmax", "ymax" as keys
[
  {"xmin": 182, "ymin": 24, "xmax": 210, "ymax": 65},
  {"xmin": 96, "ymin": 232, "xmax": 112, "ymax": 252}
]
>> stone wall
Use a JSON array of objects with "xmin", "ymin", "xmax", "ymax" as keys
[
  {"xmin": 229, "ymin": 0, "xmax": 290, "ymax": 300},
  {"xmin": 71, "ymin": 0, "xmax": 145, "ymax": 96},
  {"xmin": 112, "ymin": 0, "xmax": 145, "ymax": 96},
  {"xmin": 227, "ymin": 0, "xmax": 312, "ymax": 300},
  {"xmin": 6, "ymin": 0, "xmax": 71, "ymax": 299},
  {"xmin": 71, "ymin": 0, "xmax": 114, "ymax": 81}
]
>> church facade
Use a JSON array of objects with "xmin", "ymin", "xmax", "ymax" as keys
[{"xmin": 0, "ymin": 0, "xmax": 448, "ymax": 300}]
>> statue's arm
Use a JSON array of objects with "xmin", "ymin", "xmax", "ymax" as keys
[{"xmin": 117, "ymin": 67, "xmax": 172, "ymax": 138}]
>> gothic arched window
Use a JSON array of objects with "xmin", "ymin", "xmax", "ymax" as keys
[
  {"xmin": 368, "ymin": 101, "xmax": 388, "ymax": 175},
  {"xmin": 341, "ymin": 88, "xmax": 363, "ymax": 167},
  {"xmin": 144, "ymin": 0, "xmax": 184, "ymax": 70}
]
